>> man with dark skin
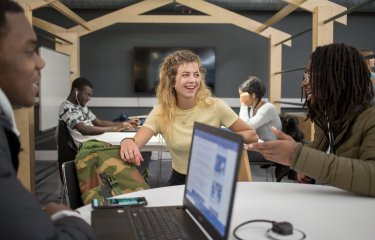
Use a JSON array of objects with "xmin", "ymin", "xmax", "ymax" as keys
[
  {"xmin": 0, "ymin": 1, "xmax": 95, "ymax": 239},
  {"xmin": 59, "ymin": 76, "xmax": 139, "ymax": 147}
]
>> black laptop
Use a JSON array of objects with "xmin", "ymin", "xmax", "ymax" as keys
[{"xmin": 92, "ymin": 122, "xmax": 244, "ymax": 240}]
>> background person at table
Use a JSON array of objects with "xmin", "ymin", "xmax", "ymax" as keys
[
  {"xmin": 59, "ymin": 77, "xmax": 139, "ymax": 148},
  {"xmin": 360, "ymin": 49, "xmax": 375, "ymax": 81},
  {"xmin": 238, "ymin": 76, "xmax": 284, "ymax": 179},
  {"xmin": 360, "ymin": 49, "xmax": 375, "ymax": 105},
  {"xmin": 0, "ymin": 1, "xmax": 95, "ymax": 239},
  {"xmin": 248, "ymin": 43, "xmax": 375, "ymax": 196},
  {"xmin": 120, "ymin": 50, "xmax": 258, "ymax": 186},
  {"xmin": 238, "ymin": 76, "xmax": 282, "ymax": 141}
]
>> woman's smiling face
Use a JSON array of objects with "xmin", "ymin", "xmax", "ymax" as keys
[{"xmin": 174, "ymin": 61, "xmax": 201, "ymax": 102}]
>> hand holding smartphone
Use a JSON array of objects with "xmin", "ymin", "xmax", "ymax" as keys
[{"xmin": 92, "ymin": 197, "xmax": 147, "ymax": 209}]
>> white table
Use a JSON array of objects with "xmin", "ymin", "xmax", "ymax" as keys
[
  {"xmin": 95, "ymin": 132, "xmax": 166, "ymax": 151},
  {"xmin": 77, "ymin": 182, "xmax": 375, "ymax": 240}
]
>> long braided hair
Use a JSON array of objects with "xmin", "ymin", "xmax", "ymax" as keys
[{"xmin": 306, "ymin": 43, "xmax": 374, "ymax": 127}]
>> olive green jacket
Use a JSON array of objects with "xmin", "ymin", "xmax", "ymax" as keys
[{"xmin": 291, "ymin": 106, "xmax": 375, "ymax": 196}]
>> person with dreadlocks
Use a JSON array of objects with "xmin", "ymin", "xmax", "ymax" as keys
[
  {"xmin": 248, "ymin": 43, "xmax": 375, "ymax": 196},
  {"xmin": 120, "ymin": 50, "xmax": 258, "ymax": 185}
]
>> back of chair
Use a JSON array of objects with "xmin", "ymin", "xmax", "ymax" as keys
[
  {"xmin": 62, "ymin": 160, "xmax": 83, "ymax": 209},
  {"xmin": 57, "ymin": 120, "xmax": 78, "ymax": 181}
]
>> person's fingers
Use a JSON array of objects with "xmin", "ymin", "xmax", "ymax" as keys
[
  {"xmin": 120, "ymin": 145, "xmax": 127, "ymax": 160},
  {"xmin": 248, "ymin": 142, "xmax": 273, "ymax": 149}
]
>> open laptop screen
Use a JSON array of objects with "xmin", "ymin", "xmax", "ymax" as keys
[{"xmin": 184, "ymin": 122, "xmax": 242, "ymax": 239}]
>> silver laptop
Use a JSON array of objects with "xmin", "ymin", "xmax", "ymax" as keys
[{"xmin": 92, "ymin": 122, "xmax": 243, "ymax": 240}]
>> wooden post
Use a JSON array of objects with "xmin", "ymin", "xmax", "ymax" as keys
[
  {"xmin": 238, "ymin": 149, "xmax": 252, "ymax": 182},
  {"xmin": 56, "ymin": 32, "xmax": 80, "ymax": 82},
  {"xmin": 269, "ymin": 35, "xmax": 283, "ymax": 114},
  {"xmin": 12, "ymin": 3, "xmax": 35, "ymax": 193}
]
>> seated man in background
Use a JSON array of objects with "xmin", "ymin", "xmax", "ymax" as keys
[
  {"xmin": 0, "ymin": 1, "xmax": 95, "ymax": 238},
  {"xmin": 59, "ymin": 77, "xmax": 138, "ymax": 147},
  {"xmin": 59, "ymin": 77, "xmax": 151, "ymax": 178}
]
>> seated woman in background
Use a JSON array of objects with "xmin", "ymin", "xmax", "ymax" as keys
[
  {"xmin": 238, "ymin": 76, "xmax": 282, "ymax": 169},
  {"xmin": 238, "ymin": 76, "xmax": 282, "ymax": 141},
  {"xmin": 249, "ymin": 43, "xmax": 375, "ymax": 196},
  {"xmin": 120, "ymin": 50, "xmax": 258, "ymax": 186}
]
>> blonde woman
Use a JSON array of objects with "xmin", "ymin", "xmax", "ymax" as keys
[{"xmin": 120, "ymin": 50, "xmax": 258, "ymax": 185}]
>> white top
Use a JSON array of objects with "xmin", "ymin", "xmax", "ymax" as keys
[
  {"xmin": 77, "ymin": 182, "xmax": 375, "ymax": 240},
  {"xmin": 239, "ymin": 102, "xmax": 281, "ymax": 141}
]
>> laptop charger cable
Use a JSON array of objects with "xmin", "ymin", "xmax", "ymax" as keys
[{"xmin": 233, "ymin": 219, "xmax": 306, "ymax": 240}]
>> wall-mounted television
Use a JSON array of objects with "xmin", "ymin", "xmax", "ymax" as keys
[{"xmin": 133, "ymin": 47, "xmax": 216, "ymax": 94}]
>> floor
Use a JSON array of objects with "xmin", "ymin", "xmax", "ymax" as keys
[{"xmin": 35, "ymin": 151, "xmax": 289, "ymax": 206}]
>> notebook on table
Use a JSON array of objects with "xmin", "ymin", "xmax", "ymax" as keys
[{"xmin": 92, "ymin": 122, "xmax": 244, "ymax": 240}]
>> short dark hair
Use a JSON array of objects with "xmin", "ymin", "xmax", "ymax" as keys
[
  {"xmin": 238, "ymin": 76, "xmax": 266, "ymax": 98},
  {"xmin": 71, "ymin": 77, "xmax": 94, "ymax": 91},
  {"xmin": 0, "ymin": 0, "xmax": 24, "ymax": 41}
]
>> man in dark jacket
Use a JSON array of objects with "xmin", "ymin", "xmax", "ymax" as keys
[{"xmin": 0, "ymin": 1, "xmax": 95, "ymax": 239}]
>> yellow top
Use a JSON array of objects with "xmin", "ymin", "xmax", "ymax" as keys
[{"xmin": 143, "ymin": 98, "xmax": 238, "ymax": 174}]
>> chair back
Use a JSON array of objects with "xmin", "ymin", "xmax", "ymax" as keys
[
  {"xmin": 62, "ymin": 160, "xmax": 83, "ymax": 209},
  {"xmin": 57, "ymin": 120, "xmax": 78, "ymax": 181}
]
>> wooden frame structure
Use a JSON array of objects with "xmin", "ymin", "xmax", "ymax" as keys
[{"xmin": 14, "ymin": 0, "xmax": 348, "ymax": 192}]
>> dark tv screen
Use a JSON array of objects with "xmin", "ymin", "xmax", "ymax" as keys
[{"xmin": 133, "ymin": 47, "xmax": 216, "ymax": 94}]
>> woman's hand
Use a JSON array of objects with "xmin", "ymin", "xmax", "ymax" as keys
[
  {"xmin": 127, "ymin": 118, "xmax": 140, "ymax": 128},
  {"xmin": 120, "ymin": 138, "xmax": 143, "ymax": 166},
  {"xmin": 113, "ymin": 122, "xmax": 133, "ymax": 132},
  {"xmin": 240, "ymin": 92, "xmax": 251, "ymax": 106},
  {"xmin": 246, "ymin": 127, "xmax": 296, "ymax": 166}
]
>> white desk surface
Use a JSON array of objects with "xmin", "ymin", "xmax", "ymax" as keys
[
  {"xmin": 95, "ymin": 132, "xmax": 166, "ymax": 151},
  {"xmin": 78, "ymin": 182, "xmax": 375, "ymax": 240}
]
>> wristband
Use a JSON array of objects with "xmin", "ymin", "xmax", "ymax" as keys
[
  {"xmin": 121, "ymin": 137, "xmax": 136, "ymax": 144},
  {"xmin": 291, "ymin": 142, "xmax": 299, "ymax": 155}
]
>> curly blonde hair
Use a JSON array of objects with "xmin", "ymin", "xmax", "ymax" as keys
[{"xmin": 156, "ymin": 50, "xmax": 213, "ymax": 139}]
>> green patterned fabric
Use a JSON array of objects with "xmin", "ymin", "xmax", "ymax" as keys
[{"xmin": 75, "ymin": 140, "xmax": 150, "ymax": 205}]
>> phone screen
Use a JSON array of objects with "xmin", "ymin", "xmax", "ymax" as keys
[{"xmin": 92, "ymin": 197, "xmax": 147, "ymax": 209}]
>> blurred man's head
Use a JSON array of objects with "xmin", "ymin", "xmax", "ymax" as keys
[
  {"xmin": 70, "ymin": 77, "xmax": 94, "ymax": 107},
  {"xmin": 0, "ymin": 0, "xmax": 45, "ymax": 107}
]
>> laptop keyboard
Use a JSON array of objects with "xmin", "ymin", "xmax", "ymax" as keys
[{"xmin": 129, "ymin": 208, "xmax": 191, "ymax": 240}]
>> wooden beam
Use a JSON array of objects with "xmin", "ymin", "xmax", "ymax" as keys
[
  {"xmin": 33, "ymin": 17, "xmax": 73, "ymax": 44},
  {"xmin": 48, "ymin": 1, "xmax": 90, "ymax": 30},
  {"xmin": 256, "ymin": 0, "xmax": 307, "ymax": 33},
  {"xmin": 312, "ymin": 5, "xmax": 334, "ymax": 50},
  {"xmin": 13, "ymin": 4, "xmax": 35, "ymax": 194},
  {"xmin": 283, "ymin": 0, "xmax": 347, "ymax": 25},
  {"xmin": 269, "ymin": 35, "xmax": 283, "ymax": 114},
  {"xmin": 26, "ymin": 0, "xmax": 57, "ymax": 10},
  {"xmin": 33, "ymin": 17, "xmax": 67, "ymax": 34},
  {"xmin": 118, "ymin": 15, "xmax": 224, "ymax": 24},
  {"xmin": 14, "ymin": 108, "xmax": 35, "ymax": 194},
  {"xmin": 56, "ymin": 32, "xmax": 80, "ymax": 81},
  {"xmin": 69, "ymin": 0, "xmax": 174, "ymax": 36},
  {"xmin": 177, "ymin": 0, "xmax": 291, "ymax": 47}
]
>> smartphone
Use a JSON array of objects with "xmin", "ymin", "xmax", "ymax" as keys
[{"xmin": 92, "ymin": 197, "xmax": 147, "ymax": 209}]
